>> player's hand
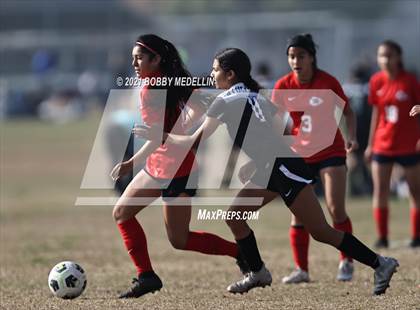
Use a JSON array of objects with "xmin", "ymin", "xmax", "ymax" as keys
[
  {"xmin": 409, "ymin": 105, "xmax": 420, "ymax": 117},
  {"xmin": 346, "ymin": 139, "xmax": 359, "ymax": 153},
  {"xmin": 238, "ymin": 161, "xmax": 256, "ymax": 184},
  {"xmin": 110, "ymin": 160, "xmax": 132, "ymax": 181},
  {"xmin": 364, "ymin": 146, "xmax": 373, "ymax": 163},
  {"xmin": 132, "ymin": 123, "xmax": 162, "ymax": 141}
]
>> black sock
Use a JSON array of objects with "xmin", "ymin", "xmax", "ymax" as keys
[
  {"xmin": 138, "ymin": 271, "xmax": 158, "ymax": 279},
  {"xmin": 236, "ymin": 230, "xmax": 263, "ymax": 272},
  {"xmin": 337, "ymin": 232, "xmax": 379, "ymax": 269}
]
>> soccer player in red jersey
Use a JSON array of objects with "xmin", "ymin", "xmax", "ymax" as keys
[
  {"xmin": 365, "ymin": 40, "xmax": 420, "ymax": 248},
  {"xmin": 111, "ymin": 34, "xmax": 247, "ymax": 298},
  {"xmin": 271, "ymin": 34, "xmax": 358, "ymax": 283}
]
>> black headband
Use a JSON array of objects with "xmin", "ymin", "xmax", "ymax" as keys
[{"xmin": 286, "ymin": 35, "xmax": 316, "ymax": 56}]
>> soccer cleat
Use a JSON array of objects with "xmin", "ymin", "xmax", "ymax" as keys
[
  {"xmin": 281, "ymin": 268, "xmax": 310, "ymax": 284},
  {"xmin": 118, "ymin": 272, "xmax": 163, "ymax": 298},
  {"xmin": 409, "ymin": 237, "xmax": 420, "ymax": 248},
  {"xmin": 337, "ymin": 259, "xmax": 354, "ymax": 281},
  {"xmin": 227, "ymin": 264, "xmax": 272, "ymax": 294},
  {"xmin": 236, "ymin": 252, "xmax": 251, "ymax": 275},
  {"xmin": 373, "ymin": 256, "xmax": 399, "ymax": 295},
  {"xmin": 374, "ymin": 238, "xmax": 389, "ymax": 249}
]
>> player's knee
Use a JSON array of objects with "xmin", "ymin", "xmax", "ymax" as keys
[
  {"xmin": 309, "ymin": 230, "xmax": 323, "ymax": 242},
  {"xmin": 308, "ymin": 226, "xmax": 329, "ymax": 243},
  {"xmin": 112, "ymin": 205, "xmax": 125, "ymax": 223},
  {"xmin": 312, "ymin": 232, "xmax": 329, "ymax": 243},
  {"xmin": 374, "ymin": 183, "xmax": 389, "ymax": 196},
  {"xmin": 225, "ymin": 217, "xmax": 239, "ymax": 230},
  {"xmin": 328, "ymin": 204, "xmax": 346, "ymax": 222},
  {"xmin": 168, "ymin": 235, "xmax": 187, "ymax": 250},
  {"xmin": 225, "ymin": 218, "xmax": 242, "ymax": 235},
  {"xmin": 225, "ymin": 214, "xmax": 248, "ymax": 237}
]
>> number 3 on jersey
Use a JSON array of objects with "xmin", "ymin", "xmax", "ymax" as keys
[
  {"xmin": 301, "ymin": 115, "xmax": 312, "ymax": 133},
  {"xmin": 385, "ymin": 105, "xmax": 398, "ymax": 123}
]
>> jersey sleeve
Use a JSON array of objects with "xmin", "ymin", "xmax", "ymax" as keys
[
  {"xmin": 271, "ymin": 78, "xmax": 284, "ymax": 106},
  {"xmin": 206, "ymin": 97, "xmax": 227, "ymax": 121}
]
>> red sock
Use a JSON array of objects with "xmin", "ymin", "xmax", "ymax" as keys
[
  {"xmin": 117, "ymin": 217, "xmax": 153, "ymax": 276},
  {"xmin": 290, "ymin": 226, "xmax": 309, "ymax": 272},
  {"xmin": 373, "ymin": 207, "xmax": 389, "ymax": 239},
  {"xmin": 185, "ymin": 231, "xmax": 238, "ymax": 258},
  {"xmin": 334, "ymin": 218, "xmax": 353, "ymax": 262},
  {"xmin": 410, "ymin": 208, "xmax": 420, "ymax": 239}
]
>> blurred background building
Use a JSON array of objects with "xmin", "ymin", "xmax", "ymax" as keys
[{"xmin": 1, "ymin": 0, "xmax": 418, "ymax": 119}]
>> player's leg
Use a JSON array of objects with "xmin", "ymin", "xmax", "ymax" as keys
[
  {"xmin": 289, "ymin": 185, "xmax": 399, "ymax": 295},
  {"xmin": 161, "ymin": 173, "xmax": 250, "ymax": 273},
  {"xmin": 319, "ymin": 164, "xmax": 354, "ymax": 281},
  {"xmin": 282, "ymin": 214, "xmax": 310, "ymax": 284},
  {"xmin": 402, "ymin": 161, "xmax": 420, "ymax": 247},
  {"xmin": 371, "ymin": 158, "xmax": 394, "ymax": 248},
  {"xmin": 162, "ymin": 194, "xmax": 244, "ymax": 265},
  {"xmin": 283, "ymin": 160, "xmax": 319, "ymax": 284},
  {"xmin": 224, "ymin": 183, "xmax": 278, "ymax": 293},
  {"xmin": 283, "ymin": 162, "xmax": 350, "ymax": 284},
  {"xmin": 225, "ymin": 184, "xmax": 278, "ymax": 239},
  {"xmin": 113, "ymin": 170, "xmax": 163, "ymax": 298},
  {"xmin": 162, "ymin": 194, "xmax": 192, "ymax": 250}
]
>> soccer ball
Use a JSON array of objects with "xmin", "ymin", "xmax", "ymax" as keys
[{"xmin": 48, "ymin": 261, "xmax": 87, "ymax": 299}]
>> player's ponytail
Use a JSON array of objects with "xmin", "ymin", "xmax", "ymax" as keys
[
  {"xmin": 215, "ymin": 48, "xmax": 261, "ymax": 93},
  {"xmin": 135, "ymin": 34, "xmax": 193, "ymax": 131},
  {"xmin": 160, "ymin": 39, "xmax": 191, "ymax": 81},
  {"xmin": 243, "ymin": 75, "xmax": 261, "ymax": 93}
]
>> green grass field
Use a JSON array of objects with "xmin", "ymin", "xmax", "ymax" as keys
[{"xmin": 1, "ymin": 115, "xmax": 419, "ymax": 309}]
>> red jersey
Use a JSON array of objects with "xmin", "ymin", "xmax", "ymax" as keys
[
  {"xmin": 140, "ymin": 85, "xmax": 196, "ymax": 179},
  {"xmin": 368, "ymin": 70, "xmax": 420, "ymax": 156},
  {"xmin": 272, "ymin": 70, "xmax": 348, "ymax": 163}
]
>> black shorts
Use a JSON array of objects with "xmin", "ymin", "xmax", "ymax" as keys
[
  {"xmin": 251, "ymin": 157, "xmax": 315, "ymax": 207},
  {"xmin": 372, "ymin": 153, "xmax": 420, "ymax": 167},
  {"xmin": 307, "ymin": 156, "xmax": 347, "ymax": 177},
  {"xmin": 144, "ymin": 169, "xmax": 198, "ymax": 202}
]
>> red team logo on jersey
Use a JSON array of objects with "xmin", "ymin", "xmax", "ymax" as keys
[{"xmin": 272, "ymin": 89, "xmax": 345, "ymax": 158}]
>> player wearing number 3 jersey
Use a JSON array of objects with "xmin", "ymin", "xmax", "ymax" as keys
[
  {"xmin": 365, "ymin": 40, "xmax": 420, "ymax": 248},
  {"xmin": 272, "ymin": 34, "xmax": 358, "ymax": 283}
]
